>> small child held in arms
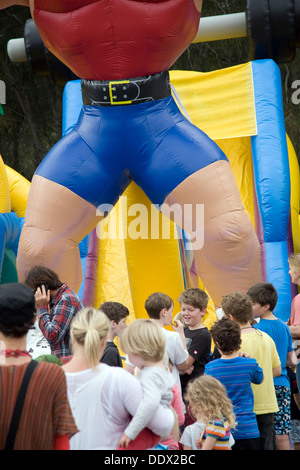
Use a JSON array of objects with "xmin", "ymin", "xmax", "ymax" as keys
[
  {"xmin": 118, "ymin": 319, "xmax": 176, "ymax": 449},
  {"xmin": 183, "ymin": 375, "xmax": 236, "ymax": 450},
  {"xmin": 99, "ymin": 301, "xmax": 129, "ymax": 367},
  {"xmin": 206, "ymin": 316, "xmax": 263, "ymax": 450}
]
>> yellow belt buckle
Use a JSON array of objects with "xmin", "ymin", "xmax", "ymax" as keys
[{"xmin": 109, "ymin": 80, "xmax": 132, "ymax": 105}]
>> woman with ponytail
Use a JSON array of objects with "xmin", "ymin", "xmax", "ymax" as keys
[{"xmin": 62, "ymin": 308, "xmax": 171, "ymax": 449}]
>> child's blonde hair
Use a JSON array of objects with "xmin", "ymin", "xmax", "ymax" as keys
[
  {"xmin": 185, "ymin": 375, "xmax": 236, "ymax": 429},
  {"xmin": 70, "ymin": 307, "xmax": 110, "ymax": 369},
  {"xmin": 288, "ymin": 253, "xmax": 300, "ymax": 272},
  {"xmin": 120, "ymin": 319, "xmax": 166, "ymax": 362}
]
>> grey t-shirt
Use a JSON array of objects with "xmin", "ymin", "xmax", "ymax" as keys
[{"xmin": 180, "ymin": 422, "xmax": 205, "ymax": 450}]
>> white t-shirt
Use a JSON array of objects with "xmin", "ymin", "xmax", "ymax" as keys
[
  {"xmin": 26, "ymin": 318, "xmax": 51, "ymax": 358},
  {"xmin": 180, "ymin": 421, "xmax": 205, "ymax": 450},
  {"xmin": 161, "ymin": 328, "xmax": 188, "ymax": 409},
  {"xmin": 65, "ymin": 364, "xmax": 172, "ymax": 450}
]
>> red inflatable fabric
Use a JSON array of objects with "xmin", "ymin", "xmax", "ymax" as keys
[{"xmin": 32, "ymin": 0, "xmax": 201, "ymax": 80}]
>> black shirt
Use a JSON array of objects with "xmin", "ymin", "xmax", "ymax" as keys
[
  {"xmin": 101, "ymin": 341, "xmax": 123, "ymax": 367},
  {"xmin": 180, "ymin": 326, "xmax": 211, "ymax": 396}
]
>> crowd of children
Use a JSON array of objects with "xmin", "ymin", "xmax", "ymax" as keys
[
  {"xmin": 9, "ymin": 252, "xmax": 300, "ymax": 450},
  {"xmin": 83, "ymin": 251, "xmax": 300, "ymax": 451}
]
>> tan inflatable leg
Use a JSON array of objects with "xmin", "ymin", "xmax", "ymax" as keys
[
  {"xmin": 17, "ymin": 175, "xmax": 101, "ymax": 293},
  {"xmin": 163, "ymin": 160, "xmax": 263, "ymax": 307}
]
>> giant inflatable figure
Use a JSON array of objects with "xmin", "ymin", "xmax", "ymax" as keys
[{"xmin": 2, "ymin": 0, "xmax": 263, "ymax": 307}]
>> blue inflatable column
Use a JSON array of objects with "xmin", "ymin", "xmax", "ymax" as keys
[{"xmin": 251, "ymin": 59, "xmax": 291, "ymax": 321}]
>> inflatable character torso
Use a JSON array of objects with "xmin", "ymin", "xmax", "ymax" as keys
[{"xmin": 32, "ymin": 0, "xmax": 201, "ymax": 80}]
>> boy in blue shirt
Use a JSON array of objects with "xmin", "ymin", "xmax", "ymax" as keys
[
  {"xmin": 247, "ymin": 282, "xmax": 295, "ymax": 450},
  {"xmin": 205, "ymin": 316, "xmax": 263, "ymax": 450}
]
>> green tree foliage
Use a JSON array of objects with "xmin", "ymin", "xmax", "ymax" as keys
[
  {"xmin": 0, "ymin": 6, "xmax": 62, "ymax": 180},
  {"xmin": 0, "ymin": 1, "xmax": 299, "ymax": 181}
]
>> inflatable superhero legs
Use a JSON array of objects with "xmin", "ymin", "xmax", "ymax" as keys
[{"xmin": 17, "ymin": 90, "xmax": 262, "ymax": 307}]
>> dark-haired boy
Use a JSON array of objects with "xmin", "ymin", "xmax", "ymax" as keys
[
  {"xmin": 247, "ymin": 282, "xmax": 295, "ymax": 450},
  {"xmin": 205, "ymin": 317, "xmax": 263, "ymax": 450},
  {"xmin": 99, "ymin": 301, "xmax": 129, "ymax": 367}
]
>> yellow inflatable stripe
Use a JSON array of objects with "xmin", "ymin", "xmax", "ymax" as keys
[
  {"xmin": 95, "ymin": 181, "xmax": 185, "ymax": 322},
  {"xmin": 5, "ymin": 165, "xmax": 30, "ymax": 218},
  {"xmin": 0, "ymin": 156, "xmax": 11, "ymax": 213},
  {"xmin": 287, "ymin": 135, "xmax": 300, "ymax": 253},
  {"xmin": 170, "ymin": 64, "xmax": 257, "ymax": 140}
]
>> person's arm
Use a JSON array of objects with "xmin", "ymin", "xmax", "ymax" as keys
[
  {"xmin": 194, "ymin": 0, "xmax": 203, "ymax": 13},
  {"xmin": 201, "ymin": 435, "xmax": 216, "ymax": 450},
  {"xmin": 289, "ymin": 325, "xmax": 300, "ymax": 339},
  {"xmin": 54, "ymin": 434, "xmax": 70, "ymax": 450},
  {"xmin": 178, "ymin": 329, "xmax": 211, "ymax": 374},
  {"xmin": 119, "ymin": 371, "xmax": 164, "ymax": 446},
  {"xmin": 38, "ymin": 295, "xmax": 82, "ymax": 346},
  {"xmin": 252, "ymin": 362, "xmax": 264, "ymax": 385},
  {"xmin": 270, "ymin": 337, "xmax": 282, "ymax": 378},
  {"xmin": 170, "ymin": 328, "xmax": 193, "ymax": 372},
  {"xmin": 176, "ymin": 354, "xmax": 195, "ymax": 372},
  {"xmin": 273, "ymin": 365, "xmax": 281, "ymax": 378},
  {"xmin": 287, "ymin": 350, "xmax": 296, "ymax": 368},
  {"xmin": 289, "ymin": 295, "xmax": 300, "ymax": 337},
  {"xmin": 172, "ymin": 319, "xmax": 187, "ymax": 350}
]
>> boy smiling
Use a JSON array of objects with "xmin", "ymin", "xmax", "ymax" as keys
[{"xmin": 178, "ymin": 288, "xmax": 211, "ymax": 424}]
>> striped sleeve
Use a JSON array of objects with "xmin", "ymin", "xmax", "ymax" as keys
[{"xmin": 204, "ymin": 420, "xmax": 230, "ymax": 450}]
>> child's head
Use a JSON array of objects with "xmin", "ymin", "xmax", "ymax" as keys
[
  {"xmin": 210, "ymin": 317, "xmax": 241, "ymax": 355},
  {"xmin": 99, "ymin": 301, "xmax": 129, "ymax": 336},
  {"xmin": 178, "ymin": 288, "xmax": 208, "ymax": 328},
  {"xmin": 70, "ymin": 307, "xmax": 110, "ymax": 369},
  {"xmin": 178, "ymin": 288, "xmax": 208, "ymax": 311},
  {"xmin": 221, "ymin": 292, "xmax": 253, "ymax": 326},
  {"xmin": 288, "ymin": 253, "xmax": 300, "ymax": 285},
  {"xmin": 185, "ymin": 375, "xmax": 236, "ymax": 429},
  {"xmin": 144, "ymin": 292, "xmax": 173, "ymax": 322},
  {"xmin": 119, "ymin": 319, "xmax": 166, "ymax": 367},
  {"xmin": 247, "ymin": 282, "xmax": 277, "ymax": 317}
]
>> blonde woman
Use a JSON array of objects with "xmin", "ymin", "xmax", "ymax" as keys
[
  {"xmin": 62, "ymin": 308, "xmax": 170, "ymax": 450},
  {"xmin": 183, "ymin": 375, "xmax": 236, "ymax": 450},
  {"xmin": 118, "ymin": 319, "xmax": 175, "ymax": 449}
]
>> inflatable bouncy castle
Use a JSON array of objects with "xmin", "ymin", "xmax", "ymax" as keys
[
  {"xmin": 0, "ymin": 161, "xmax": 26, "ymax": 285},
  {"xmin": 1, "ymin": 1, "xmax": 300, "ymax": 325},
  {"xmin": 59, "ymin": 60, "xmax": 298, "ymax": 323}
]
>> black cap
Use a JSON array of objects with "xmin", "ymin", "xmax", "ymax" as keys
[{"xmin": 0, "ymin": 283, "xmax": 36, "ymax": 326}]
